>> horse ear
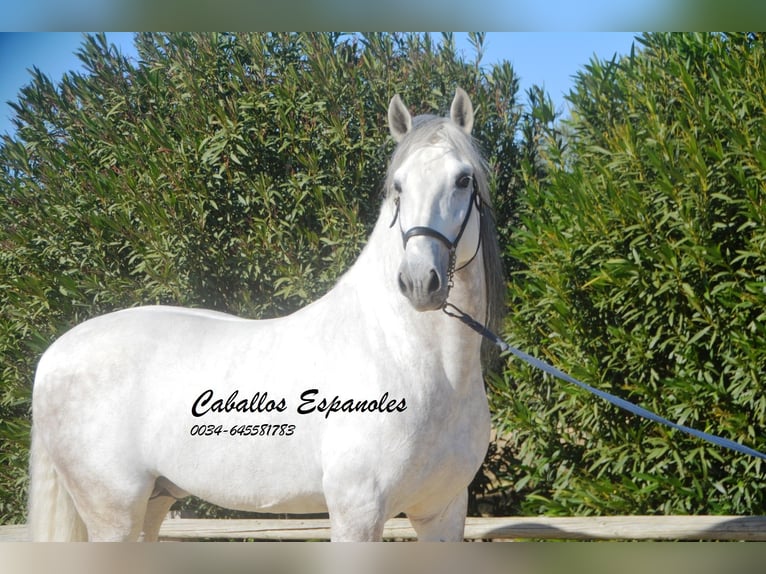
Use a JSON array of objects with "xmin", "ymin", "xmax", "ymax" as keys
[
  {"xmin": 450, "ymin": 87, "xmax": 474, "ymax": 135},
  {"xmin": 388, "ymin": 94, "xmax": 412, "ymax": 142}
]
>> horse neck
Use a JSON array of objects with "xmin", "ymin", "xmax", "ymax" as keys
[{"xmin": 345, "ymin": 207, "xmax": 488, "ymax": 377}]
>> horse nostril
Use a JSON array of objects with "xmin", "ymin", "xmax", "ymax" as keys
[{"xmin": 427, "ymin": 270, "xmax": 440, "ymax": 294}]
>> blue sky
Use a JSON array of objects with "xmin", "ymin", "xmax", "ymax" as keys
[{"xmin": 0, "ymin": 32, "xmax": 639, "ymax": 137}]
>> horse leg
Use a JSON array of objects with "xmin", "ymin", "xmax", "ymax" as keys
[
  {"xmin": 326, "ymin": 503, "xmax": 387, "ymax": 541},
  {"xmin": 141, "ymin": 495, "xmax": 175, "ymax": 542},
  {"xmin": 73, "ymin": 497, "xmax": 147, "ymax": 542},
  {"xmin": 323, "ymin": 473, "xmax": 388, "ymax": 541},
  {"xmin": 60, "ymin": 473, "xmax": 155, "ymax": 542},
  {"xmin": 141, "ymin": 477, "xmax": 187, "ymax": 542},
  {"xmin": 407, "ymin": 489, "xmax": 468, "ymax": 542}
]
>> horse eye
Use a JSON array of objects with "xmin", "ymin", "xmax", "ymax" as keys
[
  {"xmin": 457, "ymin": 174, "xmax": 473, "ymax": 189},
  {"xmin": 393, "ymin": 181, "xmax": 403, "ymax": 194}
]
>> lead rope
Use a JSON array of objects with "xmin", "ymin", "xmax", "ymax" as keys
[{"xmin": 442, "ymin": 302, "xmax": 766, "ymax": 463}]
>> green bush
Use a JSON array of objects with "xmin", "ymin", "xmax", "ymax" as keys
[
  {"xmin": 0, "ymin": 32, "xmax": 528, "ymax": 523},
  {"xmin": 9, "ymin": 31, "xmax": 763, "ymax": 526},
  {"xmin": 493, "ymin": 33, "xmax": 766, "ymax": 515}
]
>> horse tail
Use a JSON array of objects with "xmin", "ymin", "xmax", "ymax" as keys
[{"xmin": 27, "ymin": 426, "xmax": 88, "ymax": 541}]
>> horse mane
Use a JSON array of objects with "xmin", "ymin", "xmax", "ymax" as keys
[{"xmin": 384, "ymin": 115, "xmax": 506, "ymax": 365}]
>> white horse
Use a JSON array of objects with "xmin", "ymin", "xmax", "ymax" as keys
[{"xmin": 28, "ymin": 87, "xmax": 505, "ymax": 542}]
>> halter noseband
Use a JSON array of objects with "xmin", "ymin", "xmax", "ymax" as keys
[{"xmin": 389, "ymin": 183, "xmax": 484, "ymax": 282}]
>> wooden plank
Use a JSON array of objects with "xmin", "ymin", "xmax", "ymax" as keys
[
  {"xmin": 0, "ymin": 524, "xmax": 26, "ymax": 542},
  {"xmin": 155, "ymin": 515, "xmax": 766, "ymax": 541},
  {"xmin": 461, "ymin": 515, "xmax": 766, "ymax": 541},
  {"xmin": 158, "ymin": 518, "xmax": 336, "ymax": 541},
  {"xmin": 2, "ymin": 516, "xmax": 765, "ymax": 541}
]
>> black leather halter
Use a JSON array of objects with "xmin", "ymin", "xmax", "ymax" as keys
[{"xmin": 389, "ymin": 183, "xmax": 484, "ymax": 283}]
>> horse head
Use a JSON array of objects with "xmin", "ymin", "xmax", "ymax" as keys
[{"xmin": 386, "ymin": 88, "xmax": 484, "ymax": 312}]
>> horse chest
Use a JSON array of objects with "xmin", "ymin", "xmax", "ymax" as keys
[{"xmin": 387, "ymin": 376, "xmax": 490, "ymax": 484}]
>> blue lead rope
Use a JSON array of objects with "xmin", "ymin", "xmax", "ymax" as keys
[{"xmin": 443, "ymin": 303, "xmax": 766, "ymax": 463}]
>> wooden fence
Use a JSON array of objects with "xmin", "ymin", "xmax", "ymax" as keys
[{"xmin": 3, "ymin": 515, "xmax": 766, "ymax": 541}]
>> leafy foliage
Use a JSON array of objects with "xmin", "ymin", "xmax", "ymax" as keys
[
  {"xmin": 6, "ymin": 32, "xmax": 764, "ymax": 526},
  {"xmin": 0, "ymin": 32, "xmax": 527, "ymax": 523},
  {"xmin": 494, "ymin": 33, "xmax": 766, "ymax": 515}
]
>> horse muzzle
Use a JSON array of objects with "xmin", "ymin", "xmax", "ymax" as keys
[{"xmin": 397, "ymin": 236, "xmax": 451, "ymax": 311}]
